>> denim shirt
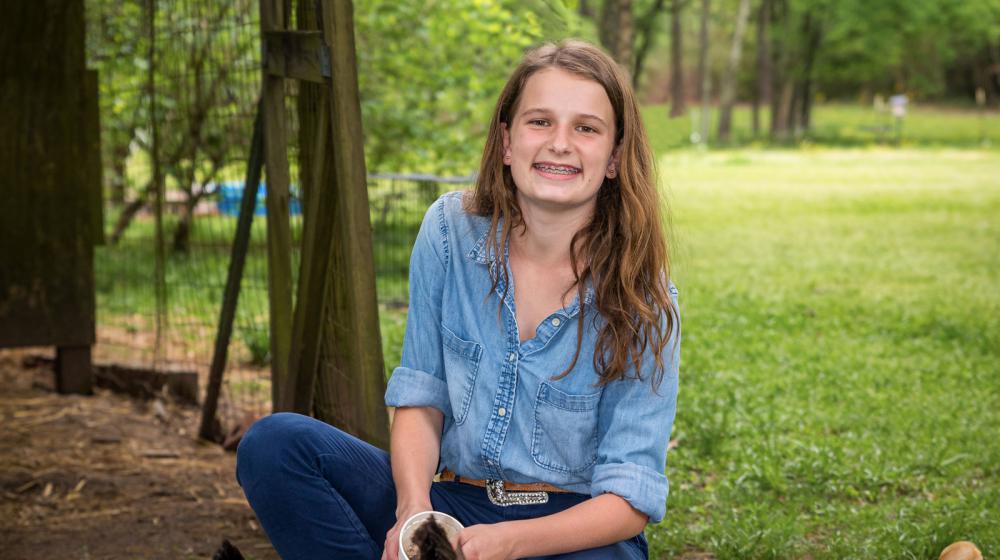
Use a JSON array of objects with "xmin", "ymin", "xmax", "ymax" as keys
[{"xmin": 385, "ymin": 192, "xmax": 681, "ymax": 523}]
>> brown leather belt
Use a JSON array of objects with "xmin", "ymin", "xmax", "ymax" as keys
[{"xmin": 439, "ymin": 468, "xmax": 570, "ymax": 494}]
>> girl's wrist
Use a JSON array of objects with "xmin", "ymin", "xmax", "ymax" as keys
[
  {"xmin": 395, "ymin": 499, "xmax": 432, "ymax": 519},
  {"xmin": 496, "ymin": 520, "xmax": 523, "ymax": 559}
]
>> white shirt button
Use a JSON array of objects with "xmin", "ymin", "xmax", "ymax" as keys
[
  {"xmin": 508, "ymin": 352, "xmax": 517, "ymax": 362},
  {"xmin": 551, "ymin": 318, "xmax": 561, "ymax": 327},
  {"xmin": 498, "ymin": 407, "xmax": 507, "ymax": 417}
]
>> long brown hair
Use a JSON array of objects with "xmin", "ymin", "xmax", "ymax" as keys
[{"xmin": 467, "ymin": 40, "xmax": 677, "ymax": 389}]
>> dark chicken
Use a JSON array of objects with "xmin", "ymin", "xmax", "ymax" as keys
[
  {"xmin": 211, "ymin": 539, "xmax": 245, "ymax": 560},
  {"xmin": 409, "ymin": 515, "xmax": 460, "ymax": 560}
]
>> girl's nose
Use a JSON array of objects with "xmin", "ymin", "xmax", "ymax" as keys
[{"xmin": 548, "ymin": 125, "xmax": 571, "ymax": 154}]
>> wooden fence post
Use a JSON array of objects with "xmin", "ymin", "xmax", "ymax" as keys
[
  {"xmin": 259, "ymin": 0, "xmax": 294, "ymax": 410},
  {"xmin": 259, "ymin": 0, "xmax": 388, "ymax": 449},
  {"xmin": 312, "ymin": 0, "xmax": 388, "ymax": 448},
  {"xmin": 199, "ymin": 109, "xmax": 266, "ymax": 442}
]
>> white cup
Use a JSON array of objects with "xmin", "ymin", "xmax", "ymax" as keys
[{"xmin": 398, "ymin": 510, "xmax": 464, "ymax": 560}]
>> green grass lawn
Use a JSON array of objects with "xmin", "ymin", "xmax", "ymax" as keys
[
  {"xmin": 640, "ymin": 102, "xmax": 999, "ymax": 152},
  {"xmin": 645, "ymin": 148, "xmax": 999, "ymax": 558}
]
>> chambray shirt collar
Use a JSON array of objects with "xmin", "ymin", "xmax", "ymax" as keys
[{"xmin": 466, "ymin": 218, "xmax": 596, "ymax": 318}]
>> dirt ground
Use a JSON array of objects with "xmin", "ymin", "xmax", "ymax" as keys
[{"xmin": 0, "ymin": 349, "xmax": 279, "ymax": 560}]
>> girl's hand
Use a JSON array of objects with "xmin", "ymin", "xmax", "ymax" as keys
[
  {"xmin": 452, "ymin": 523, "xmax": 517, "ymax": 560},
  {"xmin": 381, "ymin": 503, "xmax": 433, "ymax": 560}
]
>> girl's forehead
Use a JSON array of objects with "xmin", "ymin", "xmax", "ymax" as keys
[{"xmin": 515, "ymin": 68, "xmax": 614, "ymax": 122}]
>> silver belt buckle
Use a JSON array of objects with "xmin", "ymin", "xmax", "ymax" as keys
[{"xmin": 486, "ymin": 480, "xmax": 549, "ymax": 507}]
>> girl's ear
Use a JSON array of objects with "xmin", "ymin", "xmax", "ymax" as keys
[
  {"xmin": 606, "ymin": 145, "xmax": 621, "ymax": 178},
  {"xmin": 501, "ymin": 123, "xmax": 513, "ymax": 165}
]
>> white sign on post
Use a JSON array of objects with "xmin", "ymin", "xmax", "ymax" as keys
[{"xmin": 889, "ymin": 94, "xmax": 908, "ymax": 118}]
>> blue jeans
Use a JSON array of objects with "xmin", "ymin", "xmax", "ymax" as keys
[{"xmin": 236, "ymin": 413, "xmax": 648, "ymax": 560}]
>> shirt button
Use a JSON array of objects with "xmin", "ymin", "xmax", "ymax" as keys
[
  {"xmin": 507, "ymin": 352, "xmax": 517, "ymax": 362},
  {"xmin": 551, "ymin": 318, "xmax": 561, "ymax": 327},
  {"xmin": 498, "ymin": 407, "xmax": 507, "ymax": 417}
]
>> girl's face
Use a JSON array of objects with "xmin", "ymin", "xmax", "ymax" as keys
[{"xmin": 502, "ymin": 68, "xmax": 618, "ymax": 215}]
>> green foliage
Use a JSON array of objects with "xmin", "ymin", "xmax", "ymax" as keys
[
  {"xmin": 238, "ymin": 327, "xmax": 271, "ymax": 367},
  {"xmin": 87, "ymin": 0, "xmax": 259, "ymax": 189},
  {"xmin": 815, "ymin": 0, "xmax": 1000, "ymax": 98},
  {"xmin": 355, "ymin": 0, "xmax": 584, "ymax": 174},
  {"xmin": 89, "ymin": 0, "xmax": 587, "ymax": 188},
  {"xmin": 85, "ymin": 0, "xmax": 149, "ymax": 200},
  {"xmin": 149, "ymin": 0, "xmax": 260, "ymax": 190}
]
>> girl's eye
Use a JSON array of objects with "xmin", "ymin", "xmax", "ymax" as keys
[
  {"xmin": 577, "ymin": 125, "xmax": 597, "ymax": 134},
  {"xmin": 528, "ymin": 119, "xmax": 549, "ymax": 127}
]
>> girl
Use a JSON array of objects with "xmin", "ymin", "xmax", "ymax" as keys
[{"xmin": 237, "ymin": 39, "xmax": 680, "ymax": 560}]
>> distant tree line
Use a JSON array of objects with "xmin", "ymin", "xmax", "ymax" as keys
[{"xmin": 589, "ymin": 0, "xmax": 999, "ymax": 141}]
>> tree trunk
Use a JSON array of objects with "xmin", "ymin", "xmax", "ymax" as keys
[
  {"xmin": 171, "ymin": 196, "xmax": 196, "ymax": 253},
  {"xmin": 669, "ymin": 0, "xmax": 686, "ymax": 117},
  {"xmin": 697, "ymin": 0, "xmax": 711, "ymax": 144},
  {"xmin": 717, "ymin": 0, "xmax": 752, "ymax": 142},
  {"xmin": 797, "ymin": 78, "xmax": 811, "ymax": 134},
  {"xmin": 618, "ymin": 0, "xmax": 634, "ymax": 71},
  {"xmin": 787, "ymin": 82, "xmax": 800, "ymax": 135},
  {"xmin": 769, "ymin": 0, "xmax": 790, "ymax": 139},
  {"xmin": 109, "ymin": 181, "xmax": 154, "ymax": 245},
  {"xmin": 772, "ymin": 78, "xmax": 793, "ymax": 139},
  {"xmin": 797, "ymin": 11, "xmax": 822, "ymax": 134},
  {"xmin": 632, "ymin": 0, "xmax": 666, "ymax": 90},
  {"xmin": 600, "ymin": 0, "xmax": 633, "ymax": 70},
  {"xmin": 599, "ymin": 0, "xmax": 620, "ymax": 62},
  {"xmin": 752, "ymin": 0, "xmax": 772, "ymax": 136},
  {"xmin": 109, "ymin": 144, "xmax": 130, "ymax": 206}
]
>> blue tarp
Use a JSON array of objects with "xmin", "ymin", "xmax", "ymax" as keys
[{"xmin": 216, "ymin": 182, "xmax": 302, "ymax": 216}]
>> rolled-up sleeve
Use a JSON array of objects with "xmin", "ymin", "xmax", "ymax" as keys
[
  {"xmin": 591, "ymin": 286, "xmax": 681, "ymax": 524},
  {"xmin": 384, "ymin": 197, "xmax": 452, "ymax": 416}
]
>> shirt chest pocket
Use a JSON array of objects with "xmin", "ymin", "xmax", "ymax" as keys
[
  {"xmin": 531, "ymin": 382, "xmax": 601, "ymax": 474},
  {"xmin": 440, "ymin": 324, "xmax": 483, "ymax": 425}
]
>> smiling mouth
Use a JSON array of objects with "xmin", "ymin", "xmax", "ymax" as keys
[{"xmin": 532, "ymin": 163, "xmax": 581, "ymax": 175}]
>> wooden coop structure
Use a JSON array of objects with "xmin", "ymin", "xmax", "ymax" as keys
[{"xmin": 0, "ymin": 1, "xmax": 102, "ymax": 394}]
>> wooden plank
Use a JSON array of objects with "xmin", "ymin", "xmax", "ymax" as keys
[
  {"xmin": 279, "ymin": 2, "xmax": 330, "ymax": 414},
  {"xmin": 27, "ymin": 353, "xmax": 198, "ymax": 404},
  {"xmin": 280, "ymin": 95, "xmax": 330, "ymax": 414},
  {"xmin": 294, "ymin": 2, "xmax": 325, "ymax": 215},
  {"xmin": 259, "ymin": 0, "xmax": 294, "ymax": 412},
  {"xmin": 198, "ymin": 108, "xmax": 265, "ymax": 442},
  {"xmin": 0, "ymin": 1, "xmax": 95, "ymax": 349},
  {"xmin": 95, "ymin": 363, "xmax": 198, "ymax": 405},
  {"xmin": 55, "ymin": 345, "xmax": 93, "ymax": 395},
  {"xmin": 315, "ymin": 0, "xmax": 389, "ymax": 449},
  {"xmin": 263, "ymin": 30, "xmax": 329, "ymax": 83}
]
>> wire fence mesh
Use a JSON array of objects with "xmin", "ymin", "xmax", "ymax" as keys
[{"xmin": 85, "ymin": 0, "xmax": 472, "ymax": 431}]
